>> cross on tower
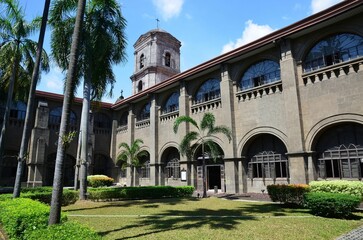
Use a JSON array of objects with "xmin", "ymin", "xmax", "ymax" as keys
[{"xmin": 156, "ymin": 18, "xmax": 160, "ymax": 29}]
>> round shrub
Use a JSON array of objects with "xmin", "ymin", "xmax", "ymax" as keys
[
  {"xmin": 304, "ymin": 192, "xmax": 360, "ymax": 218},
  {"xmin": 26, "ymin": 221, "xmax": 101, "ymax": 240},
  {"xmin": 87, "ymin": 175, "xmax": 114, "ymax": 188},
  {"xmin": 267, "ymin": 184, "xmax": 310, "ymax": 206}
]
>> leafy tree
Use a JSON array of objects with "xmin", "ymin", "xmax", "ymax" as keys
[
  {"xmin": 48, "ymin": 0, "xmax": 86, "ymax": 225},
  {"xmin": 13, "ymin": 0, "xmax": 51, "ymax": 198},
  {"xmin": 0, "ymin": 0, "xmax": 49, "ymax": 168},
  {"xmin": 117, "ymin": 139, "xmax": 149, "ymax": 187},
  {"xmin": 50, "ymin": 0, "xmax": 127, "ymax": 200},
  {"xmin": 173, "ymin": 113, "xmax": 232, "ymax": 198}
]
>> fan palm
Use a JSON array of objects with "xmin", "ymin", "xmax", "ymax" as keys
[
  {"xmin": 173, "ymin": 112, "xmax": 232, "ymax": 198},
  {"xmin": 117, "ymin": 139, "xmax": 149, "ymax": 187},
  {"xmin": 49, "ymin": 0, "xmax": 127, "ymax": 199},
  {"xmin": 0, "ymin": 0, "xmax": 49, "ymax": 171}
]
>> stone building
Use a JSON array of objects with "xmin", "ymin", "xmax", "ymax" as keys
[{"xmin": 0, "ymin": 0, "xmax": 362, "ymax": 193}]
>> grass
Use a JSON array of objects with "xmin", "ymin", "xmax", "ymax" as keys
[{"xmin": 63, "ymin": 197, "xmax": 363, "ymax": 240}]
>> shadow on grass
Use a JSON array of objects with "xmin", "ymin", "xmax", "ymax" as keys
[
  {"xmin": 63, "ymin": 197, "xmax": 199, "ymax": 212},
  {"xmin": 99, "ymin": 208, "xmax": 258, "ymax": 239}
]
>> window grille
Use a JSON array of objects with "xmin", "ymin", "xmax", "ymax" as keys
[
  {"xmin": 165, "ymin": 158, "xmax": 180, "ymax": 179},
  {"xmin": 162, "ymin": 92, "xmax": 179, "ymax": 114},
  {"xmin": 318, "ymin": 144, "xmax": 363, "ymax": 179},
  {"xmin": 303, "ymin": 33, "xmax": 363, "ymax": 72},
  {"xmin": 139, "ymin": 160, "xmax": 150, "ymax": 178},
  {"xmin": 194, "ymin": 78, "xmax": 221, "ymax": 104},
  {"xmin": 248, "ymin": 151, "xmax": 288, "ymax": 179}
]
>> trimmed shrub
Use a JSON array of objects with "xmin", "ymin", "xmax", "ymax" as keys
[
  {"xmin": 309, "ymin": 180, "xmax": 363, "ymax": 199},
  {"xmin": 87, "ymin": 175, "xmax": 114, "ymax": 188},
  {"xmin": 88, "ymin": 186, "xmax": 195, "ymax": 201},
  {"xmin": 304, "ymin": 192, "xmax": 360, "ymax": 218},
  {"xmin": 267, "ymin": 184, "xmax": 310, "ymax": 206},
  {"xmin": 0, "ymin": 193, "xmax": 12, "ymax": 201},
  {"xmin": 26, "ymin": 221, "xmax": 101, "ymax": 240},
  {"xmin": 22, "ymin": 189, "xmax": 78, "ymax": 206},
  {"xmin": 0, "ymin": 198, "xmax": 67, "ymax": 240}
]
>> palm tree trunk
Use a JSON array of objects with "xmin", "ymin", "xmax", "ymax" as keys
[
  {"xmin": 79, "ymin": 75, "xmax": 91, "ymax": 200},
  {"xmin": 74, "ymin": 131, "xmax": 82, "ymax": 190},
  {"xmin": 0, "ymin": 43, "xmax": 19, "ymax": 178},
  {"xmin": 13, "ymin": 0, "xmax": 50, "ymax": 198},
  {"xmin": 48, "ymin": 0, "xmax": 87, "ymax": 225}
]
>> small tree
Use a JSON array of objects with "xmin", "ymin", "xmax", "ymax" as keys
[
  {"xmin": 117, "ymin": 139, "xmax": 148, "ymax": 187},
  {"xmin": 173, "ymin": 113, "xmax": 232, "ymax": 198}
]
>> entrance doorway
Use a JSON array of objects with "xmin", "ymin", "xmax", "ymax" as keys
[{"xmin": 207, "ymin": 166, "xmax": 221, "ymax": 189}]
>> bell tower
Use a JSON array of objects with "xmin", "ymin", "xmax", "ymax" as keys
[{"xmin": 131, "ymin": 29, "xmax": 181, "ymax": 95}]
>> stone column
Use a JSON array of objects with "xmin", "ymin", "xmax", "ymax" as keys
[
  {"xmin": 149, "ymin": 95, "xmax": 159, "ymax": 185},
  {"xmin": 280, "ymin": 39, "xmax": 308, "ymax": 184},
  {"xmin": 126, "ymin": 107, "xmax": 135, "ymax": 186},
  {"xmin": 110, "ymin": 119, "xmax": 118, "ymax": 181},
  {"xmin": 220, "ymin": 63, "xmax": 239, "ymax": 193},
  {"xmin": 27, "ymin": 101, "xmax": 50, "ymax": 187}
]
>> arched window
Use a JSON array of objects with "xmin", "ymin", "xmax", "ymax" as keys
[
  {"xmin": 49, "ymin": 107, "xmax": 77, "ymax": 126},
  {"xmin": 194, "ymin": 78, "xmax": 221, "ymax": 104},
  {"xmin": 119, "ymin": 111, "xmax": 128, "ymax": 127},
  {"xmin": 93, "ymin": 112, "xmax": 111, "ymax": 129},
  {"xmin": 303, "ymin": 33, "xmax": 363, "ymax": 72},
  {"xmin": 162, "ymin": 92, "xmax": 179, "ymax": 114},
  {"xmin": 138, "ymin": 81, "xmax": 143, "ymax": 92},
  {"xmin": 140, "ymin": 160, "xmax": 150, "ymax": 178},
  {"xmin": 165, "ymin": 157, "xmax": 180, "ymax": 179},
  {"xmin": 239, "ymin": 60, "xmax": 280, "ymax": 91},
  {"xmin": 137, "ymin": 102, "xmax": 150, "ymax": 121},
  {"xmin": 10, "ymin": 101, "xmax": 26, "ymax": 120},
  {"xmin": 165, "ymin": 52, "xmax": 171, "ymax": 67},
  {"xmin": 140, "ymin": 54, "xmax": 145, "ymax": 69}
]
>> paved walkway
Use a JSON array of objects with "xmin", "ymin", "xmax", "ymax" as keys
[{"xmin": 336, "ymin": 225, "xmax": 363, "ymax": 240}]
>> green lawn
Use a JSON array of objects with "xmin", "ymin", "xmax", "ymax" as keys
[{"xmin": 63, "ymin": 197, "xmax": 363, "ymax": 240}]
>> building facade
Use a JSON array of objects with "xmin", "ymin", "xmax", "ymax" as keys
[{"xmin": 1, "ymin": 1, "xmax": 363, "ymax": 193}]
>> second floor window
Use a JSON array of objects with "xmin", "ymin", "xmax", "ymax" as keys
[{"xmin": 194, "ymin": 78, "xmax": 221, "ymax": 104}]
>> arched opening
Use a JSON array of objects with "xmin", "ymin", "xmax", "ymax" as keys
[
  {"xmin": 194, "ymin": 78, "xmax": 221, "ymax": 104},
  {"xmin": 45, "ymin": 153, "xmax": 76, "ymax": 186},
  {"xmin": 239, "ymin": 60, "xmax": 280, "ymax": 91},
  {"xmin": 140, "ymin": 53, "xmax": 145, "ymax": 69},
  {"xmin": 92, "ymin": 153, "xmax": 113, "ymax": 177},
  {"xmin": 313, "ymin": 123, "xmax": 363, "ymax": 180},
  {"xmin": 194, "ymin": 143, "xmax": 225, "ymax": 192},
  {"xmin": 162, "ymin": 92, "xmax": 179, "ymax": 114},
  {"xmin": 161, "ymin": 147, "xmax": 180, "ymax": 186},
  {"xmin": 138, "ymin": 80, "xmax": 143, "ymax": 92},
  {"xmin": 165, "ymin": 52, "xmax": 171, "ymax": 67},
  {"xmin": 303, "ymin": 33, "xmax": 363, "ymax": 72},
  {"xmin": 242, "ymin": 134, "xmax": 288, "ymax": 193}
]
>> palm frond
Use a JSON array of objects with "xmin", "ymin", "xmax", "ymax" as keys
[
  {"xmin": 173, "ymin": 115, "xmax": 199, "ymax": 133},
  {"xmin": 200, "ymin": 112, "xmax": 215, "ymax": 131}
]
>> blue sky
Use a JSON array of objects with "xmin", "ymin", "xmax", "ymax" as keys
[{"xmin": 18, "ymin": 0, "xmax": 343, "ymax": 103}]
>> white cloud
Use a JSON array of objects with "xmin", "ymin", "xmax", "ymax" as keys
[
  {"xmin": 311, "ymin": 0, "xmax": 343, "ymax": 14},
  {"xmin": 152, "ymin": 0, "xmax": 184, "ymax": 21},
  {"xmin": 221, "ymin": 20, "xmax": 275, "ymax": 54},
  {"xmin": 41, "ymin": 65, "xmax": 65, "ymax": 93}
]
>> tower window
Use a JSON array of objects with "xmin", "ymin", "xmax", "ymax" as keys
[
  {"xmin": 138, "ymin": 81, "xmax": 143, "ymax": 92},
  {"xmin": 165, "ymin": 52, "xmax": 171, "ymax": 67},
  {"xmin": 140, "ymin": 54, "xmax": 145, "ymax": 69}
]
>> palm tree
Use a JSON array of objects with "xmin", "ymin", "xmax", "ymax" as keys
[
  {"xmin": 0, "ymin": 0, "xmax": 49, "ymax": 168},
  {"xmin": 48, "ymin": 0, "xmax": 87, "ymax": 225},
  {"xmin": 173, "ymin": 113, "xmax": 232, "ymax": 198},
  {"xmin": 50, "ymin": 0, "xmax": 127, "ymax": 200},
  {"xmin": 117, "ymin": 139, "xmax": 149, "ymax": 187},
  {"xmin": 13, "ymin": 0, "xmax": 51, "ymax": 198}
]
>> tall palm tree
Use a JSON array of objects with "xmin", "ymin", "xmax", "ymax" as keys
[
  {"xmin": 173, "ymin": 113, "xmax": 232, "ymax": 198},
  {"xmin": 0, "ymin": 0, "xmax": 49, "ymax": 169},
  {"xmin": 13, "ymin": 0, "xmax": 51, "ymax": 198},
  {"xmin": 50, "ymin": 0, "xmax": 127, "ymax": 200},
  {"xmin": 48, "ymin": 0, "xmax": 87, "ymax": 225},
  {"xmin": 117, "ymin": 139, "xmax": 148, "ymax": 187}
]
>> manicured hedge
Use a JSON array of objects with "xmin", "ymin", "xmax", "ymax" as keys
[
  {"xmin": 87, "ymin": 175, "xmax": 114, "ymax": 188},
  {"xmin": 88, "ymin": 186, "xmax": 195, "ymax": 201},
  {"xmin": 26, "ymin": 221, "xmax": 101, "ymax": 240},
  {"xmin": 0, "ymin": 188, "xmax": 78, "ymax": 206},
  {"xmin": 267, "ymin": 184, "xmax": 310, "ymax": 206},
  {"xmin": 0, "ymin": 198, "xmax": 67, "ymax": 240},
  {"xmin": 309, "ymin": 180, "xmax": 363, "ymax": 199},
  {"xmin": 304, "ymin": 192, "xmax": 360, "ymax": 218}
]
